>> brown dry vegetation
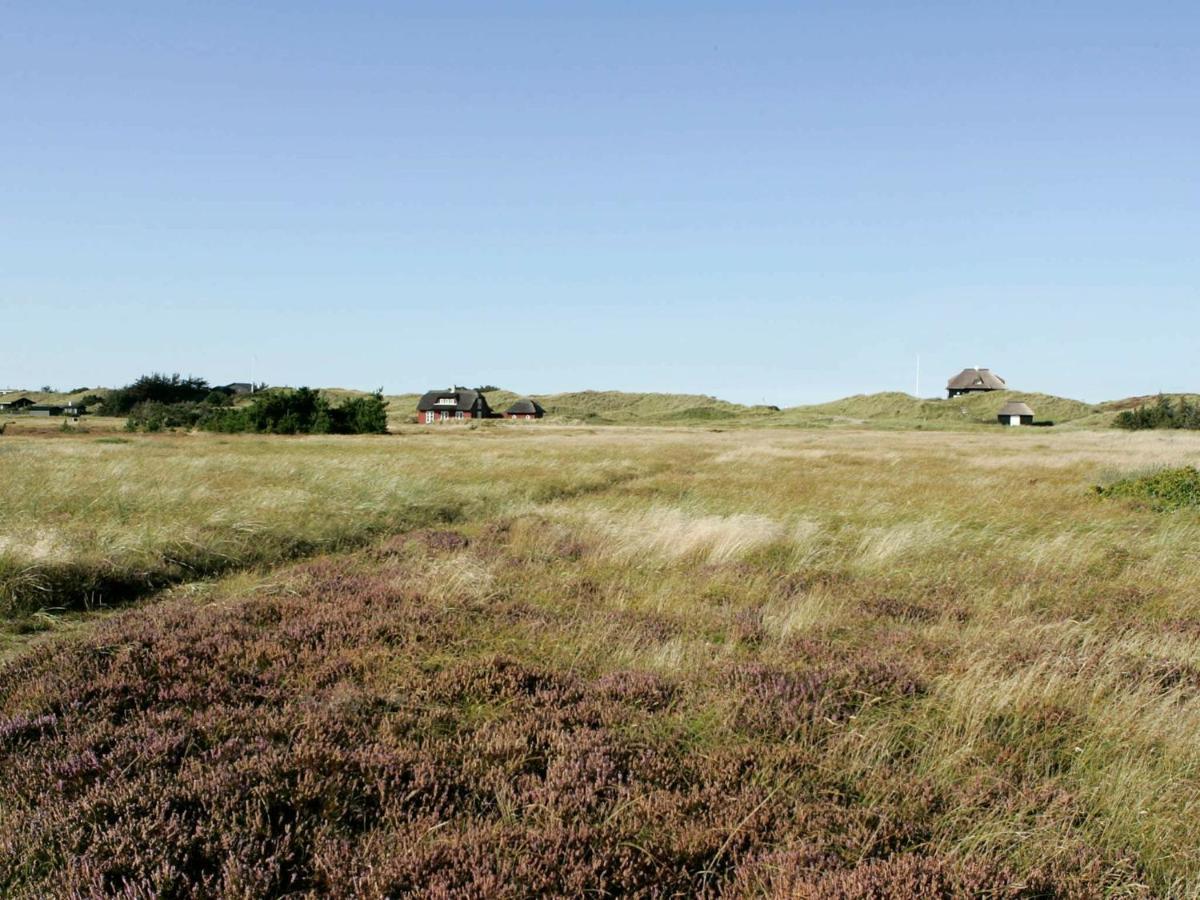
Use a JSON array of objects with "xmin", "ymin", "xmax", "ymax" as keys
[{"xmin": 2, "ymin": 425, "xmax": 1200, "ymax": 896}]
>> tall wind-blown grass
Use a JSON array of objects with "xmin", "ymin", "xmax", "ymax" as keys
[{"xmin": 1, "ymin": 424, "xmax": 1199, "ymax": 894}]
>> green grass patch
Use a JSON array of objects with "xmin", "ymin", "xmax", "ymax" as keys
[{"xmin": 1095, "ymin": 466, "xmax": 1200, "ymax": 511}]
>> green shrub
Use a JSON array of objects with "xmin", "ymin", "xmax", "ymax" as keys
[
  {"xmin": 1114, "ymin": 395, "xmax": 1200, "ymax": 431},
  {"xmin": 104, "ymin": 373, "xmax": 212, "ymax": 415},
  {"xmin": 203, "ymin": 389, "xmax": 234, "ymax": 407},
  {"xmin": 1096, "ymin": 466, "xmax": 1200, "ymax": 511},
  {"xmin": 125, "ymin": 400, "xmax": 207, "ymax": 432},
  {"xmin": 332, "ymin": 391, "xmax": 389, "ymax": 434},
  {"xmin": 197, "ymin": 388, "xmax": 389, "ymax": 435}
]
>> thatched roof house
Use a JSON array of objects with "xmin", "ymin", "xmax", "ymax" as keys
[
  {"xmin": 504, "ymin": 399, "xmax": 544, "ymax": 420},
  {"xmin": 417, "ymin": 389, "xmax": 493, "ymax": 423},
  {"xmin": 997, "ymin": 400, "xmax": 1034, "ymax": 426},
  {"xmin": 947, "ymin": 368, "xmax": 1007, "ymax": 397}
]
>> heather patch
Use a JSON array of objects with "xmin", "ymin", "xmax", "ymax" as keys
[
  {"xmin": 726, "ymin": 655, "xmax": 924, "ymax": 741},
  {"xmin": 0, "ymin": 554, "xmax": 1036, "ymax": 898}
]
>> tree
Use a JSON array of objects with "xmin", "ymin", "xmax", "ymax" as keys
[
  {"xmin": 332, "ymin": 391, "xmax": 389, "ymax": 434},
  {"xmin": 103, "ymin": 374, "xmax": 212, "ymax": 415}
]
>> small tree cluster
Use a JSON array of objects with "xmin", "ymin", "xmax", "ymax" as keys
[
  {"xmin": 1113, "ymin": 395, "xmax": 1200, "ymax": 431},
  {"xmin": 103, "ymin": 374, "xmax": 214, "ymax": 415},
  {"xmin": 198, "ymin": 388, "xmax": 389, "ymax": 435},
  {"xmin": 110, "ymin": 374, "xmax": 389, "ymax": 435}
]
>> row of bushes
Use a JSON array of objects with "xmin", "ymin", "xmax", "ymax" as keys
[
  {"xmin": 1113, "ymin": 395, "xmax": 1200, "ymax": 431},
  {"xmin": 126, "ymin": 387, "xmax": 388, "ymax": 434},
  {"xmin": 101, "ymin": 373, "xmax": 233, "ymax": 415}
]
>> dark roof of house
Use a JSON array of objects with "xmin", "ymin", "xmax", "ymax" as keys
[
  {"xmin": 221, "ymin": 382, "xmax": 253, "ymax": 394},
  {"xmin": 998, "ymin": 400, "xmax": 1034, "ymax": 417},
  {"xmin": 417, "ymin": 389, "xmax": 487, "ymax": 412},
  {"xmin": 506, "ymin": 399, "xmax": 544, "ymax": 415},
  {"xmin": 0, "ymin": 396, "xmax": 33, "ymax": 407},
  {"xmin": 947, "ymin": 368, "xmax": 1007, "ymax": 391}
]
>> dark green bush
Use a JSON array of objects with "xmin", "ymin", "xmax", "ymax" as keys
[
  {"xmin": 196, "ymin": 388, "xmax": 388, "ymax": 435},
  {"xmin": 104, "ymin": 373, "xmax": 212, "ymax": 415},
  {"xmin": 125, "ymin": 401, "xmax": 207, "ymax": 432},
  {"xmin": 332, "ymin": 391, "xmax": 389, "ymax": 434},
  {"xmin": 1114, "ymin": 395, "xmax": 1200, "ymax": 431},
  {"xmin": 1096, "ymin": 467, "xmax": 1200, "ymax": 511},
  {"xmin": 203, "ymin": 389, "xmax": 233, "ymax": 407}
]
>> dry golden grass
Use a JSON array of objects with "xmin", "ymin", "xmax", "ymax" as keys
[{"xmin": 2, "ymin": 424, "xmax": 1200, "ymax": 892}]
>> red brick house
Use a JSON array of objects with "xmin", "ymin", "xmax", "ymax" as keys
[
  {"xmin": 417, "ymin": 389, "xmax": 493, "ymax": 423},
  {"xmin": 504, "ymin": 399, "xmax": 544, "ymax": 420}
]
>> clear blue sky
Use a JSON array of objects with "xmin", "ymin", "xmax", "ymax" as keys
[{"xmin": 3, "ymin": 2, "xmax": 1197, "ymax": 404}]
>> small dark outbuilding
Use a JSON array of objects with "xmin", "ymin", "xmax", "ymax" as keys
[
  {"xmin": 504, "ymin": 399, "xmax": 544, "ymax": 420},
  {"xmin": 0, "ymin": 396, "xmax": 33, "ymax": 412},
  {"xmin": 417, "ymin": 388, "xmax": 493, "ymax": 423},
  {"xmin": 27, "ymin": 404, "xmax": 64, "ymax": 417},
  {"xmin": 997, "ymin": 400, "xmax": 1034, "ymax": 426},
  {"xmin": 947, "ymin": 368, "xmax": 1007, "ymax": 397},
  {"xmin": 220, "ymin": 382, "xmax": 254, "ymax": 395}
]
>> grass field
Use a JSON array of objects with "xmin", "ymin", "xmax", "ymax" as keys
[{"xmin": 2, "ymin": 425, "xmax": 1200, "ymax": 896}]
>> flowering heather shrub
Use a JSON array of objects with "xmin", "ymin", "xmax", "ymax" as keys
[
  {"xmin": 784, "ymin": 853, "xmax": 1020, "ymax": 898},
  {"xmin": 413, "ymin": 529, "xmax": 471, "ymax": 554},
  {"xmin": 0, "ymin": 554, "xmax": 953, "ymax": 898},
  {"xmin": 726, "ymin": 654, "xmax": 923, "ymax": 741},
  {"xmin": 865, "ymin": 596, "xmax": 938, "ymax": 622},
  {"xmin": 0, "ymin": 526, "xmax": 1156, "ymax": 897},
  {"xmin": 730, "ymin": 606, "xmax": 767, "ymax": 647}
]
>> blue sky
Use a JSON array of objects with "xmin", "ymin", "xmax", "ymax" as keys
[{"xmin": 2, "ymin": 2, "xmax": 1197, "ymax": 404}]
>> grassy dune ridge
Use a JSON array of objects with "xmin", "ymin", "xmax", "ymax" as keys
[
  {"xmin": 8, "ymin": 385, "xmax": 1192, "ymax": 432},
  {"xmin": 2, "ymin": 427, "xmax": 1200, "ymax": 894}
]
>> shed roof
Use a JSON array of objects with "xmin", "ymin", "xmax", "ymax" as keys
[
  {"xmin": 417, "ymin": 389, "xmax": 484, "ymax": 412},
  {"xmin": 506, "ymin": 399, "xmax": 544, "ymax": 415},
  {"xmin": 998, "ymin": 401, "xmax": 1034, "ymax": 417},
  {"xmin": 947, "ymin": 368, "xmax": 1007, "ymax": 390}
]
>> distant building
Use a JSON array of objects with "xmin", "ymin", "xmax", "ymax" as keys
[
  {"xmin": 0, "ymin": 396, "xmax": 34, "ymax": 412},
  {"xmin": 27, "ymin": 404, "xmax": 64, "ymax": 417},
  {"xmin": 417, "ymin": 388, "xmax": 493, "ymax": 423},
  {"xmin": 220, "ymin": 383, "xmax": 254, "ymax": 395},
  {"xmin": 947, "ymin": 367, "xmax": 1007, "ymax": 398},
  {"xmin": 504, "ymin": 399, "xmax": 544, "ymax": 420},
  {"xmin": 997, "ymin": 401, "xmax": 1034, "ymax": 426}
]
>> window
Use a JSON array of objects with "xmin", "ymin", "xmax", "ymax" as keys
[
  {"xmin": 455, "ymin": 411, "xmax": 463, "ymax": 420},
  {"xmin": 424, "ymin": 411, "xmax": 434, "ymax": 423}
]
